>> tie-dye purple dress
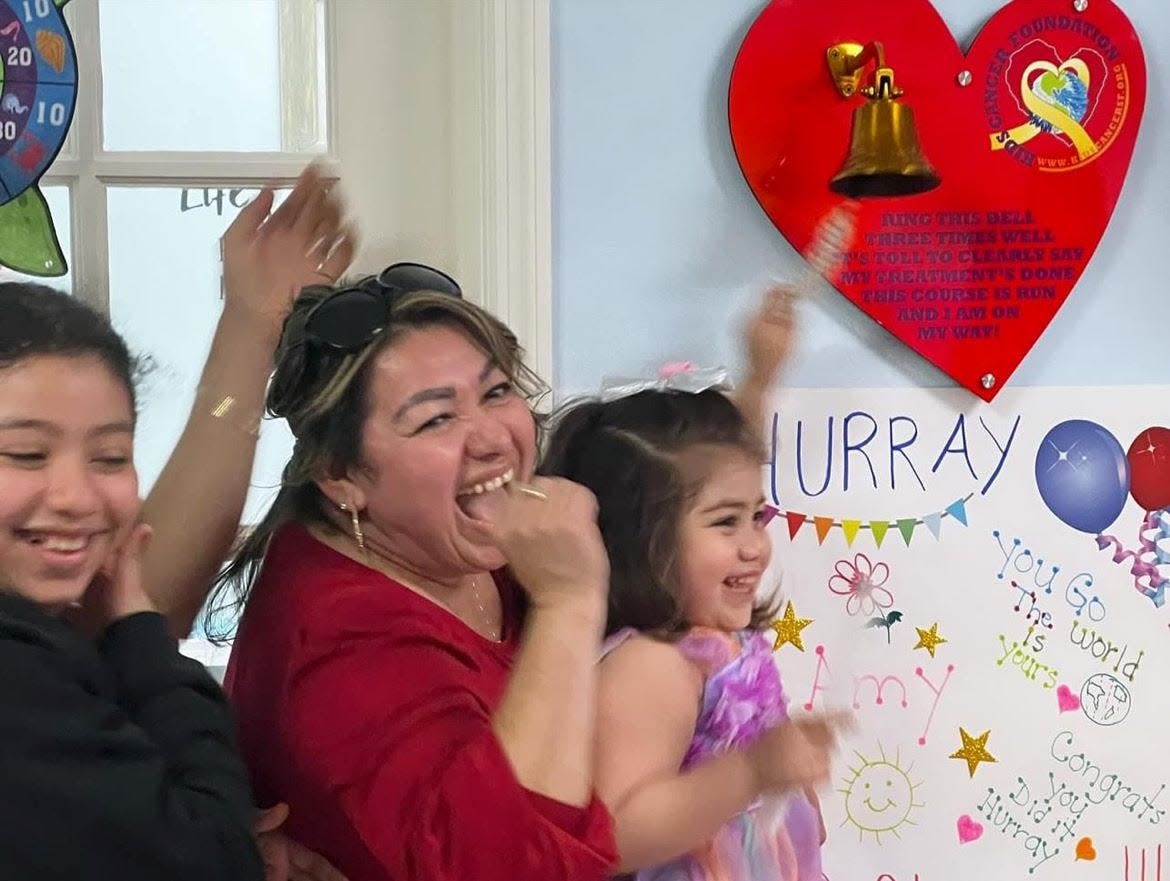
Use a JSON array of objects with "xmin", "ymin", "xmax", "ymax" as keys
[{"xmin": 604, "ymin": 627, "xmax": 824, "ymax": 881}]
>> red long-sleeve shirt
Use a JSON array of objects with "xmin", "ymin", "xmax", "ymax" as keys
[{"xmin": 225, "ymin": 525, "xmax": 616, "ymax": 881}]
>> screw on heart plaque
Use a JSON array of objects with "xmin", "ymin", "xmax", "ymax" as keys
[{"xmin": 728, "ymin": 0, "xmax": 1145, "ymax": 400}]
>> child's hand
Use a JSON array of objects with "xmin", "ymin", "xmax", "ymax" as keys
[
  {"xmin": 746, "ymin": 711, "xmax": 852, "ymax": 794},
  {"xmin": 742, "ymin": 284, "xmax": 797, "ymax": 388},
  {"xmin": 73, "ymin": 523, "xmax": 155, "ymax": 634},
  {"xmin": 736, "ymin": 284, "xmax": 798, "ymax": 433}
]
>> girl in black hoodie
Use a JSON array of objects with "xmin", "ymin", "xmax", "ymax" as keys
[{"xmin": 0, "ymin": 282, "xmax": 263, "ymax": 881}]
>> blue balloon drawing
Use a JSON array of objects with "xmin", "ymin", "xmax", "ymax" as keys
[{"xmin": 1035, "ymin": 420, "xmax": 1130, "ymax": 534}]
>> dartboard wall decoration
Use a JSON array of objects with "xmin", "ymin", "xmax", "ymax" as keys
[{"xmin": 0, "ymin": 0, "xmax": 76, "ymax": 277}]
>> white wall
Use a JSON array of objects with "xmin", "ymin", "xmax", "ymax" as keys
[{"xmin": 550, "ymin": 0, "xmax": 1168, "ymax": 394}]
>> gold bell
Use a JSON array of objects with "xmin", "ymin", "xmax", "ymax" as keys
[{"xmin": 826, "ymin": 43, "xmax": 940, "ymax": 198}]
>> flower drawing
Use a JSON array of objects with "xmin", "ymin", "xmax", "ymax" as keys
[{"xmin": 829, "ymin": 553, "xmax": 894, "ymax": 616}]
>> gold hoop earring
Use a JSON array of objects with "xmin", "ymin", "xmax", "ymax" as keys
[{"xmin": 339, "ymin": 502, "xmax": 365, "ymax": 552}]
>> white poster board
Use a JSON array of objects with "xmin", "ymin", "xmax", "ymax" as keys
[{"xmin": 768, "ymin": 387, "xmax": 1169, "ymax": 881}]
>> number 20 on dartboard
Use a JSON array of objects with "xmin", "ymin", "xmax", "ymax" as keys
[{"xmin": 0, "ymin": 0, "xmax": 77, "ymax": 204}]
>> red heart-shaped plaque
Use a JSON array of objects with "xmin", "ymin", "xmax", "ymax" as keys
[{"xmin": 729, "ymin": 0, "xmax": 1145, "ymax": 400}]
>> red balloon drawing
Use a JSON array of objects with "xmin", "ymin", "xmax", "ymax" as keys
[{"xmin": 1127, "ymin": 427, "xmax": 1170, "ymax": 512}]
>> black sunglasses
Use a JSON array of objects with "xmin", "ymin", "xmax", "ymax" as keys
[{"xmin": 303, "ymin": 262, "xmax": 462, "ymax": 352}]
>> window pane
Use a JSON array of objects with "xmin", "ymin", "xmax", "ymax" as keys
[
  {"xmin": 0, "ymin": 184, "xmax": 73, "ymax": 292},
  {"xmin": 106, "ymin": 185, "xmax": 293, "ymax": 531},
  {"xmin": 100, "ymin": 0, "xmax": 327, "ymax": 152}
]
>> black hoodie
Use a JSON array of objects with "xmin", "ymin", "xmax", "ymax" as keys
[{"xmin": 0, "ymin": 592, "xmax": 263, "ymax": 880}]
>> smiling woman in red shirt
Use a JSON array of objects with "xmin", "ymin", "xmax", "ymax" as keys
[{"xmin": 194, "ymin": 263, "xmax": 616, "ymax": 881}]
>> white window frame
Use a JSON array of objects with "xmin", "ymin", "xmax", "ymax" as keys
[
  {"xmin": 43, "ymin": 0, "xmax": 553, "ymax": 385},
  {"xmin": 450, "ymin": 0, "xmax": 554, "ymax": 389}
]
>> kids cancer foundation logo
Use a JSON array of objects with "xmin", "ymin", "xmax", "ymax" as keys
[{"xmin": 984, "ymin": 30, "xmax": 1131, "ymax": 172}]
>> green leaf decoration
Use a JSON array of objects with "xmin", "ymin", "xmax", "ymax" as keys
[
  {"xmin": 864, "ymin": 610, "xmax": 903, "ymax": 645},
  {"xmin": 0, "ymin": 188, "xmax": 67, "ymax": 277}
]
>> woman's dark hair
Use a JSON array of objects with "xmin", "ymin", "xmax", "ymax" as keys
[
  {"xmin": 0, "ymin": 282, "xmax": 138, "ymax": 415},
  {"xmin": 205, "ymin": 281, "xmax": 546, "ymax": 639},
  {"xmin": 539, "ymin": 388, "xmax": 779, "ymax": 639}
]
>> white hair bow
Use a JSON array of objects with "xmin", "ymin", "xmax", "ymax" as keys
[{"xmin": 599, "ymin": 361, "xmax": 732, "ymax": 402}]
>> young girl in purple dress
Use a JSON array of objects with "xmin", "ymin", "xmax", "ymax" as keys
[{"xmin": 541, "ymin": 366, "xmax": 846, "ymax": 880}]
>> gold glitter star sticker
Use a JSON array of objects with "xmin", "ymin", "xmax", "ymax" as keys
[
  {"xmin": 913, "ymin": 622, "xmax": 947, "ymax": 658},
  {"xmin": 950, "ymin": 728, "xmax": 996, "ymax": 778},
  {"xmin": 769, "ymin": 601, "xmax": 812, "ymax": 652}
]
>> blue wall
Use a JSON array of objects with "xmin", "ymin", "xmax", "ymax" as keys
[{"xmin": 551, "ymin": 0, "xmax": 1168, "ymax": 396}]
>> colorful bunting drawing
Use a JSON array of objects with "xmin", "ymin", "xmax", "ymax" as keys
[{"xmin": 772, "ymin": 494, "xmax": 974, "ymax": 548}]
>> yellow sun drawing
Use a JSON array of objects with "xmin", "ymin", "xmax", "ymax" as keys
[{"xmin": 839, "ymin": 744, "xmax": 925, "ymax": 844}]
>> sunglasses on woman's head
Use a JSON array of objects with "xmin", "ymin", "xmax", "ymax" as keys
[{"xmin": 303, "ymin": 262, "xmax": 463, "ymax": 352}]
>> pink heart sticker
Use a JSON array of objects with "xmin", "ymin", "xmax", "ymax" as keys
[
  {"xmin": 1057, "ymin": 684, "xmax": 1082, "ymax": 713},
  {"xmin": 957, "ymin": 814, "xmax": 984, "ymax": 844}
]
